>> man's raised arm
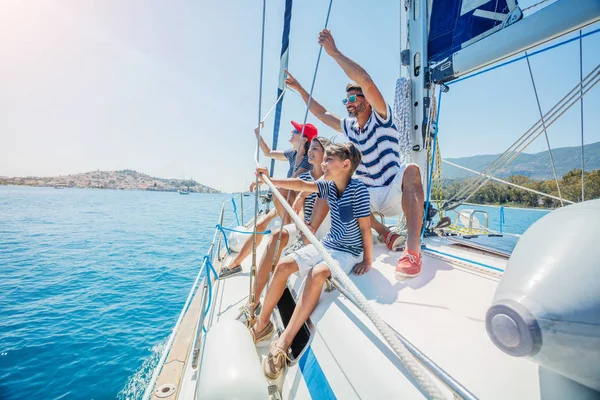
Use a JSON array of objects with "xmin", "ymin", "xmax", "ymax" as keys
[
  {"xmin": 318, "ymin": 29, "xmax": 388, "ymax": 120},
  {"xmin": 285, "ymin": 70, "xmax": 343, "ymax": 133}
]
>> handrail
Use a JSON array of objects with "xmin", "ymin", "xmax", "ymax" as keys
[
  {"xmin": 143, "ymin": 196, "xmax": 234, "ymax": 400},
  {"xmin": 142, "ymin": 224, "xmax": 221, "ymax": 400},
  {"xmin": 256, "ymin": 170, "xmax": 447, "ymax": 399}
]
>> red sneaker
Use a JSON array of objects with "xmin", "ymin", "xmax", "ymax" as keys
[
  {"xmin": 395, "ymin": 250, "xmax": 422, "ymax": 280},
  {"xmin": 384, "ymin": 231, "xmax": 405, "ymax": 251}
]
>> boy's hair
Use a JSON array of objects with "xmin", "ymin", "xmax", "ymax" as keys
[
  {"xmin": 312, "ymin": 136, "xmax": 331, "ymax": 150},
  {"xmin": 346, "ymin": 82, "xmax": 363, "ymax": 94},
  {"xmin": 325, "ymin": 142, "xmax": 362, "ymax": 175}
]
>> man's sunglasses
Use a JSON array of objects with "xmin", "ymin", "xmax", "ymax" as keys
[{"xmin": 342, "ymin": 94, "xmax": 364, "ymax": 105}]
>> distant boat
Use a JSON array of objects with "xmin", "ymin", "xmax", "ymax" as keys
[
  {"xmin": 178, "ymin": 176, "xmax": 192, "ymax": 195},
  {"xmin": 54, "ymin": 184, "xmax": 66, "ymax": 189}
]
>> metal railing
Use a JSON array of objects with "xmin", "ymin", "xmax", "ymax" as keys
[{"xmin": 143, "ymin": 193, "xmax": 256, "ymax": 400}]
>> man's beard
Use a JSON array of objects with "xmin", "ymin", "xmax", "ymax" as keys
[{"xmin": 347, "ymin": 102, "xmax": 366, "ymax": 117}]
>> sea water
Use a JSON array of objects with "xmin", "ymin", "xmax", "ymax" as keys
[{"xmin": 0, "ymin": 186, "xmax": 548, "ymax": 399}]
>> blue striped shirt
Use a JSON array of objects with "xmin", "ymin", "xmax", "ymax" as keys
[
  {"xmin": 298, "ymin": 172, "xmax": 317, "ymax": 223},
  {"xmin": 341, "ymin": 104, "xmax": 400, "ymax": 188},
  {"xmin": 284, "ymin": 148, "xmax": 313, "ymax": 178},
  {"xmin": 316, "ymin": 179, "xmax": 371, "ymax": 256}
]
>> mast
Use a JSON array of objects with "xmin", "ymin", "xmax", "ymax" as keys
[{"xmin": 407, "ymin": 0, "xmax": 431, "ymax": 189}]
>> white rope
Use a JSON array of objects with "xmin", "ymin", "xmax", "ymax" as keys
[
  {"xmin": 442, "ymin": 159, "xmax": 575, "ymax": 205},
  {"xmin": 261, "ymin": 87, "xmax": 287, "ymax": 125},
  {"xmin": 257, "ymin": 171, "xmax": 447, "ymax": 399},
  {"xmin": 393, "ymin": 77, "xmax": 413, "ymax": 165},
  {"xmin": 264, "ymin": 0, "xmax": 334, "ymax": 302}
]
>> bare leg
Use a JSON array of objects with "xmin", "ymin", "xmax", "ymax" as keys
[
  {"xmin": 401, "ymin": 165, "xmax": 424, "ymax": 253},
  {"xmin": 229, "ymin": 209, "xmax": 277, "ymax": 267},
  {"xmin": 277, "ymin": 263, "xmax": 330, "ymax": 349},
  {"xmin": 272, "ymin": 188, "xmax": 295, "ymax": 226},
  {"xmin": 248, "ymin": 228, "xmax": 289, "ymax": 307},
  {"xmin": 255, "ymin": 257, "xmax": 298, "ymax": 332},
  {"xmin": 370, "ymin": 214, "xmax": 390, "ymax": 237}
]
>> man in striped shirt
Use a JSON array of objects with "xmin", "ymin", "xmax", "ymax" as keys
[
  {"xmin": 250, "ymin": 142, "xmax": 372, "ymax": 379},
  {"xmin": 284, "ymin": 29, "xmax": 425, "ymax": 279}
]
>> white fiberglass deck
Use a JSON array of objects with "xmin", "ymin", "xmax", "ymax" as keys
[{"xmin": 180, "ymin": 236, "xmax": 541, "ymax": 399}]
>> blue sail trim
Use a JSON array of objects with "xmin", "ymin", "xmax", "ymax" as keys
[
  {"xmin": 429, "ymin": 0, "xmax": 521, "ymax": 64},
  {"xmin": 270, "ymin": 0, "xmax": 294, "ymax": 177}
]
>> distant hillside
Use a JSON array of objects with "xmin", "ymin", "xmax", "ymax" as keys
[
  {"xmin": 443, "ymin": 141, "xmax": 600, "ymax": 180},
  {"xmin": 0, "ymin": 169, "xmax": 220, "ymax": 193}
]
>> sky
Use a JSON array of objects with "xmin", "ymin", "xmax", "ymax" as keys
[{"xmin": 1, "ymin": 0, "xmax": 599, "ymax": 193}]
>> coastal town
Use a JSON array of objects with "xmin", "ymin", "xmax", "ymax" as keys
[{"xmin": 0, "ymin": 169, "xmax": 220, "ymax": 193}]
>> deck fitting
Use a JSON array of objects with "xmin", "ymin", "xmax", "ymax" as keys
[{"xmin": 155, "ymin": 383, "xmax": 176, "ymax": 398}]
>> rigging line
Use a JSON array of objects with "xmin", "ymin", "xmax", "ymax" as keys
[
  {"xmin": 524, "ymin": 51, "xmax": 564, "ymax": 206},
  {"xmin": 422, "ymin": 86, "xmax": 441, "ymax": 240},
  {"xmin": 269, "ymin": 0, "xmax": 334, "ymax": 280},
  {"xmin": 474, "ymin": 66, "xmax": 600, "ymax": 187},
  {"xmin": 250, "ymin": 0, "xmax": 267, "ymax": 315},
  {"xmin": 459, "ymin": 69, "xmax": 600, "ymax": 205},
  {"xmin": 398, "ymin": 0, "xmax": 402, "ymax": 77},
  {"xmin": 442, "ymin": 159, "xmax": 575, "ymax": 204},
  {"xmin": 448, "ymin": 63, "xmax": 600, "ymax": 203},
  {"xmin": 579, "ymin": 29, "xmax": 585, "ymax": 201},
  {"xmin": 521, "ymin": 0, "xmax": 552, "ymax": 12},
  {"xmin": 458, "ymin": 71, "xmax": 600, "ymax": 205},
  {"xmin": 447, "ymin": 27, "xmax": 600, "ymax": 86}
]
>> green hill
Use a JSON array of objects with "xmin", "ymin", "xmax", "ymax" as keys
[{"xmin": 443, "ymin": 141, "xmax": 600, "ymax": 180}]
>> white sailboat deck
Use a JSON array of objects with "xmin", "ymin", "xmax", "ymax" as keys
[{"xmin": 175, "ymin": 235, "xmax": 541, "ymax": 399}]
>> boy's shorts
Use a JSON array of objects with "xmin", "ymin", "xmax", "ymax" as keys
[
  {"xmin": 288, "ymin": 244, "xmax": 363, "ymax": 277},
  {"xmin": 280, "ymin": 212, "xmax": 331, "ymax": 252}
]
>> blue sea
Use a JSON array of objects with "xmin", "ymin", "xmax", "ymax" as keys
[{"xmin": 0, "ymin": 186, "xmax": 549, "ymax": 399}]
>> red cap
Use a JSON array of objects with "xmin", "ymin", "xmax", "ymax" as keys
[{"xmin": 291, "ymin": 121, "xmax": 318, "ymax": 141}]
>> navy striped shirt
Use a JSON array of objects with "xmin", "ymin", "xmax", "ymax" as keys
[
  {"xmin": 341, "ymin": 104, "xmax": 400, "ymax": 188},
  {"xmin": 284, "ymin": 149, "xmax": 312, "ymax": 178},
  {"xmin": 298, "ymin": 172, "xmax": 317, "ymax": 223},
  {"xmin": 316, "ymin": 179, "xmax": 371, "ymax": 256}
]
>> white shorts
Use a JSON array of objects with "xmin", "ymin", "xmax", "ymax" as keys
[
  {"xmin": 281, "ymin": 213, "xmax": 331, "ymax": 251},
  {"xmin": 368, "ymin": 163, "xmax": 420, "ymax": 217},
  {"xmin": 288, "ymin": 244, "xmax": 363, "ymax": 277}
]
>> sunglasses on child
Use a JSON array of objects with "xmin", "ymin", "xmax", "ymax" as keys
[{"xmin": 342, "ymin": 94, "xmax": 364, "ymax": 105}]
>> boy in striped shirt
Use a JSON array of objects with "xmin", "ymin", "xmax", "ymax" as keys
[
  {"xmin": 251, "ymin": 142, "xmax": 372, "ymax": 380},
  {"xmin": 285, "ymin": 29, "xmax": 426, "ymax": 280}
]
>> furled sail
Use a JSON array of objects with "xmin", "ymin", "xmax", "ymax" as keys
[
  {"xmin": 428, "ymin": 0, "xmax": 522, "ymax": 65},
  {"xmin": 270, "ymin": 0, "xmax": 293, "ymax": 177}
]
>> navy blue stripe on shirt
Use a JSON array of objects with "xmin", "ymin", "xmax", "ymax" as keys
[
  {"xmin": 341, "ymin": 104, "xmax": 401, "ymax": 188},
  {"xmin": 298, "ymin": 172, "xmax": 316, "ymax": 223},
  {"xmin": 355, "ymin": 161, "xmax": 399, "ymax": 180},
  {"xmin": 316, "ymin": 179, "xmax": 370, "ymax": 256},
  {"xmin": 348, "ymin": 135, "xmax": 400, "ymax": 157},
  {"xmin": 361, "ymin": 148, "xmax": 400, "ymax": 168}
]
